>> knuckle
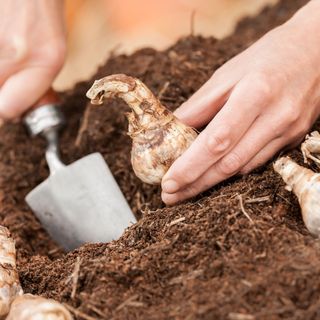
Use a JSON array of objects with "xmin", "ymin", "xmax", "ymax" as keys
[
  {"xmin": 43, "ymin": 41, "xmax": 66, "ymax": 70},
  {"xmin": 283, "ymin": 105, "xmax": 300, "ymax": 124},
  {"xmin": 246, "ymin": 72, "xmax": 273, "ymax": 99},
  {"xmin": 217, "ymin": 152, "xmax": 243, "ymax": 176},
  {"xmin": 268, "ymin": 121, "xmax": 283, "ymax": 138},
  {"xmin": 205, "ymin": 128, "xmax": 232, "ymax": 156}
]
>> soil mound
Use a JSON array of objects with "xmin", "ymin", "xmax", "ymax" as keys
[{"xmin": 1, "ymin": 0, "xmax": 319, "ymax": 319}]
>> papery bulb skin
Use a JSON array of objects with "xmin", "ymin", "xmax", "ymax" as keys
[
  {"xmin": 87, "ymin": 74, "xmax": 198, "ymax": 184},
  {"xmin": 274, "ymin": 157, "xmax": 320, "ymax": 236},
  {"xmin": 0, "ymin": 228, "xmax": 72, "ymax": 319},
  {"xmin": 6, "ymin": 294, "xmax": 73, "ymax": 320},
  {"xmin": 301, "ymin": 131, "xmax": 320, "ymax": 166},
  {"xmin": 0, "ymin": 226, "xmax": 23, "ymax": 318},
  {"xmin": 130, "ymin": 117, "xmax": 197, "ymax": 184}
]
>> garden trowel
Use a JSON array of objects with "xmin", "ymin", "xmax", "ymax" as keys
[{"xmin": 24, "ymin": 90, "xmax": 136, "ymax": 251}]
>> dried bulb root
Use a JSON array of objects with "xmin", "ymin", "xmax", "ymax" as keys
[
  {"xmin": 6, "ymin": 294, "xmax": 72, "ymax": 320},
  {"xmin": 0, "ymin": 226, "xmax": 23, "ymax": 318},
  {"xmin": 301, "ymin": 131, "xmax": 320, "ymax": 167},
  {"xmin": 273, "ymin": 157, "xmax": 320, "ymax": 236},
  {"xmin": 86, "ymin": 74, "xmax": 198, "ymax": 184}
]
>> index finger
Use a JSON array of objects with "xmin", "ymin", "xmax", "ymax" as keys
[
  {"xmin": 161, "ymin": 76, "xmax": 271, "ymax": 194},
  {"xmin": 0, "ymin": 66, "xmax": 55, "ymax": 119}
]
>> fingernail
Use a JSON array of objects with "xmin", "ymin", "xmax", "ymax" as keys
[
  {"xmin": 161, "ymin": 192, "xmax": 177, "ymax": 206},
  {"xmin": 162, "ymin": 179, "xmax": 180, "ymax": 194}
]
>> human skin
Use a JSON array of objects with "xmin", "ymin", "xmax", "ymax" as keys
[
  {"xmin": 161, "ymin": 0, "xmax": 320, "ymax": 205},
  {"xmin": 0, "ymin": 0, "xmax": 66, "ymax": 119}
]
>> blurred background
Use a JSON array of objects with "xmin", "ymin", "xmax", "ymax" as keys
[{"xmin": 54, "ymin": 0, "xmax": 278, "ymax": 90}]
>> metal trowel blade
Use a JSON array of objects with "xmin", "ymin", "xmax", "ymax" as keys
[{"xmin": 25, "ymin": 152, "xmax": 136, "ymax": 251}]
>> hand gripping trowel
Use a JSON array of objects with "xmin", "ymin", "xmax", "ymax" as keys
[{"xmin": 24, "ymin": 90, "xmax": 136, "ymax": 251}]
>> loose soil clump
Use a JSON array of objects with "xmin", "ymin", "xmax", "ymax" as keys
[{"xmin": 1, "ymin": 0, "xmax": 319, "ymax": 319}]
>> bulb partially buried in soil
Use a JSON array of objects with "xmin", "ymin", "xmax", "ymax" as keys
[
  {"xmin": 0, "ymin": 226, "xmax": 23, "ymax": 317},
  {"xmin": 0, "ymin": 226, "xmax": 72, "ymax": 319},
  {"xmin": 86, "ymin": 74, "xmax": 198, "ymax": 184},
  {"xmin": 6, "ymin": 294, "xmax": 72, "ymax": 320},
  {"xmin": 273, "ymin": 157, "xmax": 320, "ymax": 236}
]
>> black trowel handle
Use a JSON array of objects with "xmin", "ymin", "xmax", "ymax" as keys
[{"xmin": 24, "ymin": 89, "xmax": 66, "ymax": 173}]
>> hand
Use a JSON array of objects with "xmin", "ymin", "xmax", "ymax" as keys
[
  {"xmin": 161, "ymin": 1, "xmax": 320, "ymax": 205},
  {"xmin": 0, "ymin": 0, "xmax": 66, "ymax": 119}
]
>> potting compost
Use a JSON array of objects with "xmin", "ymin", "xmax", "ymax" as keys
[{"xmin": 0, "ymin": 0, "xmax": 319, "ymax": 319}]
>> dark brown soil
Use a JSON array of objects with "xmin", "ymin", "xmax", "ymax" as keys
[{"xmin": 1, "ymin": 0, "xmax": 319, "ymax": 319}]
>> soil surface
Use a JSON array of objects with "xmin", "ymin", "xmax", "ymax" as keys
[{"xmin": 1, "ymin": 0, "xmax": 319, "ymax": 319}]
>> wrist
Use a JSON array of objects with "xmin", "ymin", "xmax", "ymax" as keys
[
  {"xmin": 287, "ymin": 1, "xmax": 320, "ymax": 32},
  {"xmin": 279, "ymin": 1, "xmax": 320, "ymax": 61}
]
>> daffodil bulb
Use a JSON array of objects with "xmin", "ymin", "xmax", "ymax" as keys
[
  {"xmin": 0, "ymin": 226, "xmax": 23, "ymax": 318},
  {"xmin": 6, "ymin": 294, "xmax": 73, "ymax": 320},
  {"xmin": 87, "ymin": 74, "xmax": 197, "ymax": 184},
  {"xmin": 274, "ymin": 157, "xmax": 320, "ymax": 236}
]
